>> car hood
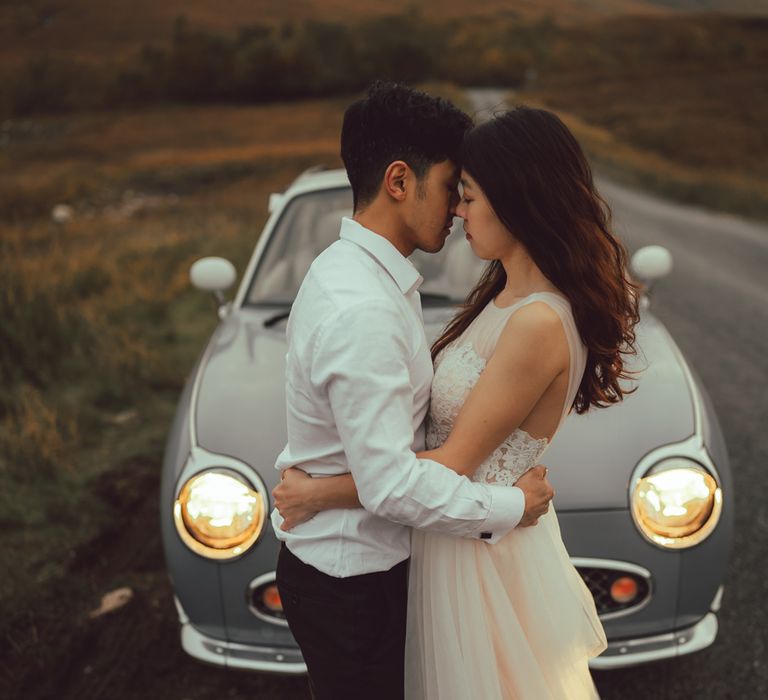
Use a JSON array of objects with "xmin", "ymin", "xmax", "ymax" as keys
[{"xmin": 194, "ymin": 306, "xmax": 695, "ymax": 510}]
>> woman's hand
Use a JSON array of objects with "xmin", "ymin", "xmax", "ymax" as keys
[
  {"xmin": 272, "ymin": 468, "xmax": 319, "ymax": 531},
  {"xmin": 515, "ymin": 465, "xmax": 554, "ymax": 526}
]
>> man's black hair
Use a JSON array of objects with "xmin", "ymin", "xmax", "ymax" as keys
[{"xmin": 340, "ymin": 81, "xmax": 473, "ymax": 211}]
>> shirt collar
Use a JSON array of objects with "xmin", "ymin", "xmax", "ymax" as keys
[{"xmin": 339, "ymin": 217, "xmax": 423, "ymax": 295}]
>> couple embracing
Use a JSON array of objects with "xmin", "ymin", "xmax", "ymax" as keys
[{"xmin": 270, "ymin": 82, "xmax": 639, "ymax": 699}]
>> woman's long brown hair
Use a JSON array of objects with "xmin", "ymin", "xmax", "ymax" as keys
[{"xmin": 433, "ymin": 106, "xmax": 640, "ymax": 413}]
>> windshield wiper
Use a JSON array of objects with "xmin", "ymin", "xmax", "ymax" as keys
[
  {"xmin": 263, "ymin": 307, "xmax": 292, "ymax": 327},
  {"xmin": 263, "ymin": 293, "xmax": 454, "ymax": 327},
  {"xmin": 419, "ymin": 292, "xmax": 459, "ymax": 305}
]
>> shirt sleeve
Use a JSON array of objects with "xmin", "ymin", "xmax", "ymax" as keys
[{"xmin": 311, "ymin": 300, "xmax": 525, "ymax": 542}]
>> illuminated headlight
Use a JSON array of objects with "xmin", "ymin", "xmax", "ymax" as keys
[
  {"xmin": 631, "ymin": 457, "xmax": 722, "ymax": 549},
  {"xmin": 174, "ymin": 469, "xmax": 266, "ymax": 559}
]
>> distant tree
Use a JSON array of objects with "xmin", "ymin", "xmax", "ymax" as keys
[
  {"xmin": 9, "ymin": 56, "xmax": 103, "ymax": 116},
  {"xmin": 358, "ymin": 12, "xmax": 441, "ymax": 84},
  {"xmin": 295, "ymin": 21, "xmax": 362, "ymax": 94},
  {"xmin": 112, "ymin": 44, "xmax": 168, "ymax": 104},
  {"xmin": 234, "ymin": 32, "xmax": 286, "ymax": 100},
  {"xmin": 166, "ymin": 22, "xmax": 236, "ymax": 101}
]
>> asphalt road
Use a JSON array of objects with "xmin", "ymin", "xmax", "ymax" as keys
[{"xmin": 590, "ymin": 178, "xmax": 768, "ymax": 700}]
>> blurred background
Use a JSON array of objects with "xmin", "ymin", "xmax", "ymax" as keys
[{"xmin": 1, "ymin": 1, "xmax": 767, "ymax": 698}]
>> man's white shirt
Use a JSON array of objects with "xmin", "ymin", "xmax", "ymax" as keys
[{"xmin": 271, "ymin": 217, "xmax": 525, "ymax": 577}]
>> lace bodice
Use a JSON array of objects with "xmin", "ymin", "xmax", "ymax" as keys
[
  {"xmin": 427, "ymin": 342, "xmax": 550, "ymax": 486},
  {"xmin": 426, "ymin": 293, "xmax": 586, "ymax": 487}
]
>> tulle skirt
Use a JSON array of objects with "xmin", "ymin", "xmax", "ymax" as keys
[{"xmin": 405, "ymin": 506, "xmax": 607, "ymax": 700}]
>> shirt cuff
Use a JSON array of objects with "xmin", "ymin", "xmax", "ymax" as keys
[{"xmin": 477, "ymin": 486, "xmax": 525, "ymax": 544}]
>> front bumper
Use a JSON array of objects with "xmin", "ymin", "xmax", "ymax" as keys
[
  {"xmin": 175, "ymin": 590, "xmax": 720, "ymax": 675},
  {"xmin": 175, "ymin": 596, "xmax": 306, "ymax": 674},
  {"xmin": 589, "ymin": 611, "xmax": 718, "ymax": 670},
  {"xmin": 178, "ymin": 607, "xmax": 718, "ymax": 676}
]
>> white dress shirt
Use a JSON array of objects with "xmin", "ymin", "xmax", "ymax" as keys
[{"xmin": 271, "ymin": 218, "xmax": 525, "ymax": 577}]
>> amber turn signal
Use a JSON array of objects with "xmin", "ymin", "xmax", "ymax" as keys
[
  {"xmin": 610, "ymin": 576, "xmax": 639, "ymax": 604},
  {"xmin": 262, "ymin": 585, "xmax": 283, "ymax": 612}
]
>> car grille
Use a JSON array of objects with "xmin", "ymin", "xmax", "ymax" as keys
[{"xmin": 576, "ymin": 565, "xmax": 652, "ymax": 618}]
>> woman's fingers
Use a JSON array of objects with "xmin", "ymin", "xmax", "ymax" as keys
[{"xmin": 273, "ymin": 467, "xmax": 317, "ymax": 530}]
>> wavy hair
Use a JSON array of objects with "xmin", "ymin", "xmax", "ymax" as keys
[{"xmin": 432, "ymin": 106, "xmax": 640, "ymax": 413}]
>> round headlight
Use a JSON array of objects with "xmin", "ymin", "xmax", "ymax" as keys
[
  {"xmin": 631, "ymin": 458, "xmax": 722, "ymax": 549},
  {"xmin": 174, "ymin": 469, "xmax": 266, "ymax": 560}
]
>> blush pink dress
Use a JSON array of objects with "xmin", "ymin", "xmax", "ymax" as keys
[{"xmin": 405, "ymin": 292, "xmax": 607, "ymax": 700}]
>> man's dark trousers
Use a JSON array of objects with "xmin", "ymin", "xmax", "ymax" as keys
[{"xmin": 276, "ymin": 544, "xmax": 408, "ymax": 700}]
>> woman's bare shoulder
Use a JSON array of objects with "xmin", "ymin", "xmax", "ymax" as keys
[
  {"xmin": 493, "ymin": 301, "xmax": 569, "ymax": 369},
  {"xmin": 502, "ymin": 300, "xmax": 565, "ymax": 336}
]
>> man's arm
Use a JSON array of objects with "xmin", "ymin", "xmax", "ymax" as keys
[
  {"xmin": 273, "ymin": 464, "xmax": 552, "ymax": 531},
  {"xmin": 308, "ymin": 300, "xmax": 524, "ymax": 542}
]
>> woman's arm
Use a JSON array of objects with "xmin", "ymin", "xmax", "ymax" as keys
[{"xmin": 423, "ymin": 302, "xmax": 569, "ymax": 477}]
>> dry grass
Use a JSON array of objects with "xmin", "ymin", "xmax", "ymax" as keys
[
  {"xmin": 521, "ymin": 58, "xmax": 768, "ymax": 218},
  {"xmin": 0, "ymin": 99, "xmax": 348, "ymax": 218},
  {"xmin": 0, "ymin": 95, "xmax": 352, "ymax": 628},
  {"xmin": 1, "ymin": 385, "xmax": 79, "ymax": 479},
  {"xmin": 518, "ymin": 95, "xmax": 768, "ymax": 216}
]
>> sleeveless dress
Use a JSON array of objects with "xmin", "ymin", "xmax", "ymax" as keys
[{"xmin": 405, "ymin": 292, "xmax": 607, "ymax": 700}]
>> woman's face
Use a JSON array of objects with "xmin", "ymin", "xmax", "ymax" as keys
[{"xmin": 456, "ymin": 170, "xmax": 516, "ymax": 261}]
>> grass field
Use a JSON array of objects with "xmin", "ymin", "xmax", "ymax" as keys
[
  {"xmin": 521, "ymin": 64, "xmax": 768, "ymax": 219},
  {"xmin": 0, "ymin": 94, "xmax": 351, "ymax": 698}
]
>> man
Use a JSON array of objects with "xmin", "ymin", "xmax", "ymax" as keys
[{"xmin": 271, "ymin": 82, "xmax": 553, "ymax": 699}]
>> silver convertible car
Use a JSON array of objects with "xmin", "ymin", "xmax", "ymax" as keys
[{"xmin": 160, "ymin": 167, "xmax": 733, "ymax": 674}]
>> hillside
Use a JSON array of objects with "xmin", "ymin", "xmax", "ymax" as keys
[
  {"xmin": 646, "ymin": 0, "xmax": 768, "ymax": 12},
  {"xmin": 0, "ymin": 0, "xmax": 674, "ymax": 66},
  {"xmin": 4, "ymin": 1, "xmax": 768, "ymax": 68}
]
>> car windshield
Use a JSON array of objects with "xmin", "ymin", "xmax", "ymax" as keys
[{"xmin": 245, "ymin": 186, "xmax": 487, "ymax": 306}]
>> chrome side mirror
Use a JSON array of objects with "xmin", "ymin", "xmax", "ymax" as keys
[
  {"xmin": 190, "ymin": 257, "xmax": 237, "ymax": 315},
  {"xmin": 631, "ymin": 246, "xmax": 673, "ymax": 300}
]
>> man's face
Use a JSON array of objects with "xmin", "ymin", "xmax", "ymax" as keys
[{"xmin": 404, "ymin": 160, "xmax": 460, "ymax": 254}]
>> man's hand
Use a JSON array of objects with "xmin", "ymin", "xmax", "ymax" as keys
[
  {"xmin": 515, "ymin": 465, "xmax": 554, "ymax": 527},
  {"xmin": 272, "ymin": 467, "xmax": 318, "ymax": 531}
]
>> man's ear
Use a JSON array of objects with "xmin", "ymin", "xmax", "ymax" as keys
[{"xmin": 382, "ymin": 161, "xmax": 410, "ymax": 202}]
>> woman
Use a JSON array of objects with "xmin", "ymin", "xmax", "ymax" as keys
[{"xmin": 276, "ymin": 106, "xmax": 640, "ymax": 698}]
